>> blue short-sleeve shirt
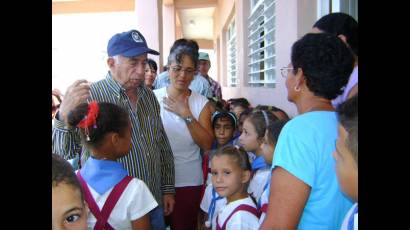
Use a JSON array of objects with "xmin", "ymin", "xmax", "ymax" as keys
[{"xmin": 272, "ymin": 111, "xmax": 353, "ymax": 230}]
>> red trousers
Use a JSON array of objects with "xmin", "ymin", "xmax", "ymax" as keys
[{"xmin": 168, "ymin": 185, "xmax": 202, "ymax": 230}]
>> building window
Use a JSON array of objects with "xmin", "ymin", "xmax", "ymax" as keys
[
  {"xmin": 317, "ymin": 0, "xmax": 358, "ymax": 21},
  {"xmin": 227, "ymin": 17, "xmax": 237, "ymax": 87},
  {"xmin": 248, "ymin": 0, "xmax": 276, "ymax": 88}
]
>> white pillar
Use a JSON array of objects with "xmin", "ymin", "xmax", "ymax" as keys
[
  {"xmin": 162, "ymin": 4, "xmax": 176, "ymax": 68},
  {"xmin": 134, "ymin": 0, "xmax": 162, "ymax": 67},
  {"xmin": 235, "ymin": 0, "xmax": 250, "ymax": 88}
]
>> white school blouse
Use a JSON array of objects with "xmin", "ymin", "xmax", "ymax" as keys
[
  {"xmin": 258, "ymin": 183, "xmax": 270, "ymax": 225},
  {"xmin": 85, "ymin": 178, "xmax": 158, "ymax": 229},
  {"xmin": 216, "ymin": 196, "xmax": 260, "ymax": 230},
  {"xmin": 200, "ymin": 183, "xmax": 227, "ymax": 230},
  {"xmin": 340, "ymin": 203, "xmax": 358, "ymax": 230},
  {"xmin": 248, "ymin": 167, "xmax": 271, "ymax": 202}
]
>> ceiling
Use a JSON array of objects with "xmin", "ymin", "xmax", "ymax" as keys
[
  {"xmin": 167, "ymin": 0, "xmax": 217, "ymax": 41},
  {"xmin": 52, "ymin": 0, "xmax": 216, "ymax": 40},
  {"xmin": 178, "ymin": 7, "xmax": 215, "ymax": 40}
]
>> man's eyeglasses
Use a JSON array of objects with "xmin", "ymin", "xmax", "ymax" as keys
[
  {"xmin": 280, "ymin": 67, "xmax": 293, "ymax": 78},
  {"xmin": 170, "ymin": 65, "xmax": 195, "ymax": 76}
]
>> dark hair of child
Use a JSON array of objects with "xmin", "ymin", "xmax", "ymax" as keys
[
  {"xmin": 238, "ymin": 108, "xmax": 252, "ymax": 122},
  {"xmin": 67, "ymin": 102, "xmax": 130, "ymax": 148},
  {"xmin": 147, "ymin": 58, "xmax": 158, "ymax": 72},
  {"xmin": 211, "ymin": 110, "xmax": 238, "ymax": 129},
  {"xmin": 212, "ymin": 145, "xmax": 251, "ymax": 172},
  {"xmin": 336, "ymin": 94, "xmax": 358, "ymax": 163},
  {"xmin": 265, "ymin": 120, "xmax": 289, "ymax": 146},
  {"xmin": 254, "ymin": 104, "xmax": 290, "ymax": 120},
  {"xmin": 229, "ymin": 98, "xmax": 250, "ymax": 109},
  {"xmin": 208, "ymin": 97, "xmax": 225, "ymax": 112},
  {"xmin": 235, "ymin": 108, "xmax": 251, "ymax": 131},
  {"xmin": 52, "ymin": 153, "xmax": 84, "ymax": 201},
  {"xmin": 246, "ymin": 110, "xmax": 279, "ymax": 140}
]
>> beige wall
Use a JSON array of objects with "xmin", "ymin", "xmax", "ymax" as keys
[
  {"xmin": 174, "ymin": 0, "xmax": 217, "ymax": 9},
  {"xmin": 196, "ymin": 39, "xmax": 214, "ymax": 49},
  {"xmin": 214, "ymin": 0, "xmax": 234, "ymax": 41},
  {"xmin": 52, "ymin": 0, "xmax": 134, "ymax": 14},
  {"xmin": 214, "ymin": 0, "xmax": 234, "ymax": 86}
]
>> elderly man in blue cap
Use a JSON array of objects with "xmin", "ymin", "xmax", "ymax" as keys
[{"xmin": 52, "ymin": 29, "xmax": 175, "ymax": 230}]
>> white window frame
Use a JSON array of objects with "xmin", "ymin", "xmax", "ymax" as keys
[
  {"xmin": 226, "ymin": 16, "xmax": 237, "ymax": 87},
  {"xmin": 317, "ymin": 0, "xmax": 358, "ymax": 21},
  {"xmin": 247, "ymin": 0, "xmax": 276, "ymax": 88}
]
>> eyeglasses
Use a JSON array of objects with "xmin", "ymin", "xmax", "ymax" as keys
[
  {"xmin": 280, "ymin": 67, "xmax": 294, "ymax": 78},
  {"xmin": 170, "ymin": 65, "xmax": 195, "ymax": 76}
]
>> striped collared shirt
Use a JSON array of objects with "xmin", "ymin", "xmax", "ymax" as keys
[
  {"xmin": 52, "ymin": 72, "xmax": 175, "ymax": 205},
  {"xmin": 207, "ymin": 76, "xmax": 222, "ymax": 100}
]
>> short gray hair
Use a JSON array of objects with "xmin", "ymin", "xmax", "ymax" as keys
[{"xmin": 111, "ymin": 55, "xmax": 122, "ymax": 64}]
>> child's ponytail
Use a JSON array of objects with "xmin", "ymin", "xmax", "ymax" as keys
[
  {"xmin": 67, "ymin": 102, "xmax": 129, "ymax": 146},
  {"xmin": 67, "ymin": 101, "xmax": 100, "ymax": 143}
]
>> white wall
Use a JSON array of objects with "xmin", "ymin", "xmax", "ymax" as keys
[{"xmin": 52, "ymin": 12, "xmax": 139, "ymax": 93}]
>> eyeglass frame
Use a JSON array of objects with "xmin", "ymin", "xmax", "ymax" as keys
[
  {"xmin": 169, "ymin": 65, "xmax": 196, "ymax": 76},
  {"xmin": 279, "ymin": 67, "xmax": 294, "ymax": 78}
]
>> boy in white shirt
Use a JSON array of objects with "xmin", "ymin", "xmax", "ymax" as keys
[{"xmin": 334, "ymin": 95, "xmax": 358, "ymax": 230}]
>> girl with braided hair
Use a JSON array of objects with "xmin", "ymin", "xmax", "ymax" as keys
[{"xmin": 68, "ymin": 101, "xmax": 157, "ymax": 230}]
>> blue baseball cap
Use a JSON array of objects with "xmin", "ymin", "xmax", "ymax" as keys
[{"xmin": 107, "ymin": 30, "xmax": 160, "ymax": 57}]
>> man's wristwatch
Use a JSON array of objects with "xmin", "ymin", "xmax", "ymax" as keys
[{"xmin": 183, "ymin": 116, "xmax": 194, "ymax": 124}]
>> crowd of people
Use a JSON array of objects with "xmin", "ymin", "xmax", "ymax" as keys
[{"xmin": 52, "ymin": 12, "xmax": 358, "ymax": 230}]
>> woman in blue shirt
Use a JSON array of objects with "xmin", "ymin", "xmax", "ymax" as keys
[{"xmin": 259, "ymin": 33, "xmax": 355, "ymax": 230}]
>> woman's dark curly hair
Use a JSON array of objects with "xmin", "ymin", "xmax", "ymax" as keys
[
  {"xmin": 167, "ymin": 39, "xmax": 199, "ymax": 69},
  {"xmin": 291, "ymin": 33, "xmax": 354, "ymax": 100}
]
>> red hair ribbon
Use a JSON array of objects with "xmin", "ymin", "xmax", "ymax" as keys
[{"xmin": 78, "ymin": 101, "xmax": 99, "ymax": 129}]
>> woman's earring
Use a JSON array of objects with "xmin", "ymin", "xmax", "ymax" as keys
[{"xmin": 294, "ymin": 85, "xmax": 301, "ymax": 92}]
